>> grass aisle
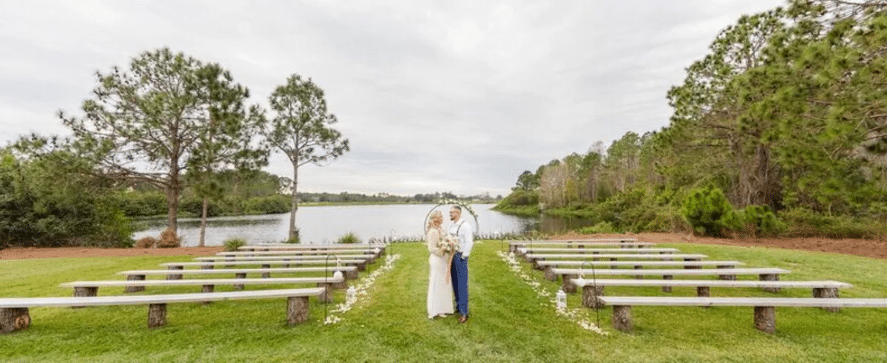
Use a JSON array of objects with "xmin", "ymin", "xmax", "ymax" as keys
[{"xmin": 0, "ymin": 241, "xmax": 884, "ymax": 362}]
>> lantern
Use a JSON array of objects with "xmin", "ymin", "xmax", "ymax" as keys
[{"xmin": 556, "ymin": 289, "xmax": 567, "ymax": 309}]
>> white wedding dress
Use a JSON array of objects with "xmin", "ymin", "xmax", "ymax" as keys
[{"xmin": 426, "ymin": 228, "xmax": 454, "ymax": 319}]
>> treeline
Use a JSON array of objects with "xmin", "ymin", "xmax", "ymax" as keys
[{"xmin": 497, "ymin": 0, "xmax": 886, "ymax": 239}]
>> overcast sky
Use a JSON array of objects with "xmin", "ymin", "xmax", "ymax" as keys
[{"xmin": 0, "ymin": 0, "xmax": 786, "ymax": 197}]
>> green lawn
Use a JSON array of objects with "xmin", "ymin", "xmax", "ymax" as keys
[{"xmin": 0, "ymin": 241, "xmax": 884, "ymax": 362}]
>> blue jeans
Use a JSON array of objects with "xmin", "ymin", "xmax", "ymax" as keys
[{"xmin": 450, "ymin": 252, "xmax": 469, "ymax": 316}]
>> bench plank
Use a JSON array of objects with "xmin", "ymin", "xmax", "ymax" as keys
[
  {"xmin": 161, "ymin": 260, "xmax": 367, "ymax": 267},
  {"xmin": 0, "ymin": 288, "xmax": 325, "ymax": 332},
  {"xmin": 522, "ymin": 248, "xmax": 678, "ymax": 253},
  {"xmin": 195, "ymin": 255, "xmax": 370, "ymax": 261},
  {"xmin": 219, "ymin": 250, "xmax": 377, "ymax": 256},
  {"xmin": 553, "ymin": 268, "xmax": 790, "ymax": 293},
  {"xmin": 526, "ymin": 253, "xmax": 708, "ymax": 260},
  {"xmin": 538, "ymin": 260, "xmax": 743, "ymax": 267}
]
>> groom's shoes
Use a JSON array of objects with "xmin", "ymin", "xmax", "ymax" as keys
[{"xmin": 458, "ymin": 315, "xmax": 469, "ymax": 324}]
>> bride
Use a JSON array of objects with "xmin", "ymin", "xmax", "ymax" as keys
[{"xmin": 426, "ymin": 210, "xmax": 454, "ymax": 319}]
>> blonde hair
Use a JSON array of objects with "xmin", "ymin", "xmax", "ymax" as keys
[{"xmin": 427, "ymin": 210, "xmax": 443, "ymax": 231}]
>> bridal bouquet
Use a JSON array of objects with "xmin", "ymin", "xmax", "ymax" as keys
[{"xmin": 438, "ymin": 234, "xmax": 460, "ymax": 255}]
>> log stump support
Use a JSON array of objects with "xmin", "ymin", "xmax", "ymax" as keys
[
  {"xmin": 124, "ymin": 274, "xmax": 146, "ymax": 293},
  {"xmin": 544, "ymin": 267, "xmax": 557, "ymax": 281},
  {"xmin": 562, "ymin": 274, "xmax": 578, "ymax": 293},
  {"xmin": 696, "ymin": 286, "xmax": 711, "ymax": 297},
  {"xmin": 287, "ymin": 296, "xmax": 309, "ymax": 325},
  {"xmin": 612, "ymin": 305, "xmax": 633, "ymax": 331},
  {"xmin": 345, "ymin": 269, "xmax": 358, "ymax": 280},
  {"xmin": 234, "ymin": 273, "xmax": 247, "ymax": 290},
  {"xmin": 662, "ymin": 275, "xmax": 673, "ymax": 293},
  {"xmin": 0, "ymin": 307, "xmax": 31, "ymax": 333},
  {"xmin": 201, "ymin": 284, "xmax": 215, "ymax": 305},
  {"xmin": 813, "ymin": 287, "xmax": 840, "ymax": 312},
  {"xmin": 261, "ymin": 264, "xmax": 271, "ymax": 278},
  {"xmin": 74, "ymin": 286, "xmax": 98, "ymax": 297},
  {"xmin": 147, "ymin": 303, "xmax": 167, "ymax": 328},
  {"xmin": 582, "ymin": 285, "xmax": 605, "ymax": 309},
  {"xmin": 684, "ymin": 258, "xmax": 701, "ymax": 269},
  {"xmin": 167, "ymin": 266, "xmax": 183, "ymax": 280},
  {"xmin": 718, "ymin": 266, "xmax": 736, "ymax": 281},
  {"xmin": 753, "ymin": 306, "xmax": 775, "ymax": 333},
  {"xmin": 760, "ymin": 274, "xmax": 780, "ymax": 293},
  {"xmin": 633, "ymin": 265, "xmax": 643, "ymax": 279},
  {"xmin": 317, "ymin": 283, "xmax": 333, "ymax": 303}
]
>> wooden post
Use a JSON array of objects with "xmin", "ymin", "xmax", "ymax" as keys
[
  {"xmin": 0, "ymin": 307, "xmax": 30, "ymax": 333},
  {"xmin": 562, "ymin": 274, "xmax": 578, "ymax": 293},
  {"xmin": 633, "ymin": 265, "xmax": 643, "ymax": 279},
  {"xmin": 234, "ymin": 273, "xmax": 246, "ymax": 290},
  {"xmin": 356, "ymin": 261, "xmax": 366, "ymax": 272},
  {"xmin": 74, "ymin": 286, "xmax": 98, "ymax": 297},
  {"xmin": 610, "ymin": 258, "xmax": 617, "ymax": 269},
  {"xmin": 202, "ymin": 284, "xmax": 214, "ymax": 305},
  {"xmin": 167, "ymin": 265, "xmax": 183, "ymax": 280},
  {"xmin": 317, "ymin": 283, "xmax": 333, "ymax": 303},
  {"xmin": 662, "ymin": 275, "xmax": 673, "ymax": 293},
  {"xmin": 287, "ymin": 296, "xmax": 310, "ymax": 325},
  {"xmin": 124, "ymin": 274, "xmax": 145, "ymax": 293},
  {"xmin": 753, "ymin": 306, "xmax": 775, "ymax": 333},
  {"xmin": 718, "ymin": 266, "xmax": 736, "ymax": 281},
  {"xmin": 612, "ymin": 305, "xmax": 633, "ymax": 331},
  {"xmin": 544, "ymin": 267, "xmax": 557, "ymax": 281},
  {"xmin": 813, "ymin": 287, "xmax": 840, "ymax": 312},
  {"xmin": 760, "ymin": 274, "xmax": 780, "ymax": 293},
  {"xmin": 261, "ymin": 264, "xmax": 271, "ymax": 278},
  {"xmin": 582, "ymin": 285, "xmax": 605, "ymax": 309},
  {"xmin": 201, "ymin": 265, "xmax": 214, "ymax": 270},
  {"xmin": 147, "ymin": 303, "xmax": 167, "ymax": 328},
  {"xmin": 345, "ymin": 269, "xmax": 358, "ymax": 280},
  {"xmin": 684, "ymin": 258, "xmax": 701, "ymax": 269},
  {"xmin": 696, "ymin": 286, "xmax": 711, "ymax": 297}
]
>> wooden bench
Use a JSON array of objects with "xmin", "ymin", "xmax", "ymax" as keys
[
  {"xmin": 520, "ymin": 247, "xmax": 678, "ymax": 255},
  {"xmin": 60, "ymin": 276, "xmax": 346, "ymax": 303},
  {"xmin": 595, "ymin": 296, "xmax": 887, "ymax": 333},
  {"xmin": 537, "ymin": 260, "xmax": 744, "ymax": 277},
  {"xmin": 218, "ymin": 249, "xmax": 380, "ymax": 257},
  {"xmin": 571, "ymin": 278, "xmax": 854, "ymax": 309},
  {"xmin": 509, "ymin": 241, "xmax": 651, "ymax": 252},
  {"xmin": 194, "ymin": 254, "xmax": 372, "ymax": 262},
  {"xmin": 550, "ymin": 268, "xmax": 791, "ymax": 293},
  {"xmin": 118, "ymin": 266, "xmax": 359, "ymax": 291},
  {"xmin": 524, "ymin": 253, "xmax": 709, "ymax": 266},
  {"xmin": 241, "ymin": 244, "xmax": 385, "ymax": 251},
  {"xmin": 161, "ymin": 259, "xmax": 370, "ymax": 272},
  {"xmin": 0, "ymin": 288, "xmax": 326, "ymax": 333}
]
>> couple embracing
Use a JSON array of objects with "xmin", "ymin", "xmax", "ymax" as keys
[{"xmin": 425, "ymin": 205, "xmax": 473, "ymax": 323}]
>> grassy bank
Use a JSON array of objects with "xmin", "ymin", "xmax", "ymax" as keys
[{"xmin": 0, "ymin": 241, "xmax": 884, "ymax": 362}]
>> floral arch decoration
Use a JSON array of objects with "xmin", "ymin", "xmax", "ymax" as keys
[{"xmin": 423, "ymin": 199, "xmax": 480, "ymax": 236}]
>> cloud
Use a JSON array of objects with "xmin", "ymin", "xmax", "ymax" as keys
[{"xmin": 0, "ymin": 0, "xmax": 786, "ymax": 197}]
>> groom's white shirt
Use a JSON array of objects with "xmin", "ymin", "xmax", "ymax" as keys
[{"xmin": 449, "ymin": 218, "xmax": 474, "ymax": 258}]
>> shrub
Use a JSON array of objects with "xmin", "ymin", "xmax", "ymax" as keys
[
  {"xmin": 134, "ymin": 236, "xmax": 157, "ymax": 248},
  {"xmin": 337, "ymin": 232, "xmax": 360, "ymax": 244},
  {"xmin": 157, "ymin": 229, "xmax": 181, "ymax": 248},
  {"xmin": 577, "ymin": 221, "xmax": 619, "ymax": 234},
  {"xmin": 223, "ymin": 238, "xmax": 247, "ymax": 251},
  {"xmin": 738, "ymin": 205, "xmax": 785, "ymax": 237},
  {"xmin": 779, "ymin": 208, "xmax": 885, "ymax": 239},
  {"xmin": 681, "ymin": 186, "xmax": 741, "ymax": 237}
]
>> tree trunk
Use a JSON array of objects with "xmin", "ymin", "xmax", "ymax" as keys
[
  {"xmin": 289, "ymin": 165, "xmax": 299, "ymax": 240},
  {"xmin": 166, "ymin": 179, "xmax": 179, "ymax": 236},
  {"xmin": 199, "ymin": 196, "xmax": 209, "ymax": 247}
]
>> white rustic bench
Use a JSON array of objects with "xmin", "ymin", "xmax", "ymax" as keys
[
  {"xmin": 241, "ymin": 244, "xmax": 386, "ymax": 251},
  {"xmin": 194, "ymin": 254, "xmax": 371, "ymax": 262},
  {"xmin": 521, "ymin": 247, "xmax": 678, "ymax": 254},
  {"xmin": 538, "ymin": 260, "xmax": 744, "ymax": 278},
  {"xmin": 525, "ymin": 254, "xmax": 709, "ymax": 267},
  {"xmin": 595, "ymin": 296, "xmax": 887, "ymax": 333},
  {"xmin": 118, "ymin": 266, "xmax": 359, "ymax": 291},
  {"xmin": 161, "ymin": 259, "xmax": 370, "ymax": 273},
  {"xmin": 0, "ymin": 287, "xmax": 325, "ymax": 333},
  {"xmin": 571, "ymin": 278, "xmax": 854, "ymax": 309},
  {"xmin": 60, "ymin": 276, "xmax": 346, "ymax": 303},
  {"xmin": 550, "ymin": 267, "xmax": 791, "ymax": 292},
  {"xmin": 218, "ymin": 249, "xmax": 380, "ymax": 258},
  {"xmin": 509, "ymin": 241, "xmax": 651, "ymax": 252}
]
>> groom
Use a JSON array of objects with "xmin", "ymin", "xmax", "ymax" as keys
[{"xmin": 448, "ymin": 205, "xmax": 474, "ymax": 323}]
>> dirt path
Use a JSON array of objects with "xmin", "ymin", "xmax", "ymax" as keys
[{"xmin": 0, "ymin": 234, "xmax": 884, "ymax": 260}]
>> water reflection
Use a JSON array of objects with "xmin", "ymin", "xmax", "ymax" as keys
[{"xmin": 132, "ymin": 204, "xmax": 594, "ymax": 246}]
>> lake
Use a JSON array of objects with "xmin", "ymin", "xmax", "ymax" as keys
[{"xmin": 133, "ymin": 204, "xmax": 596, "ymax": 246}]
